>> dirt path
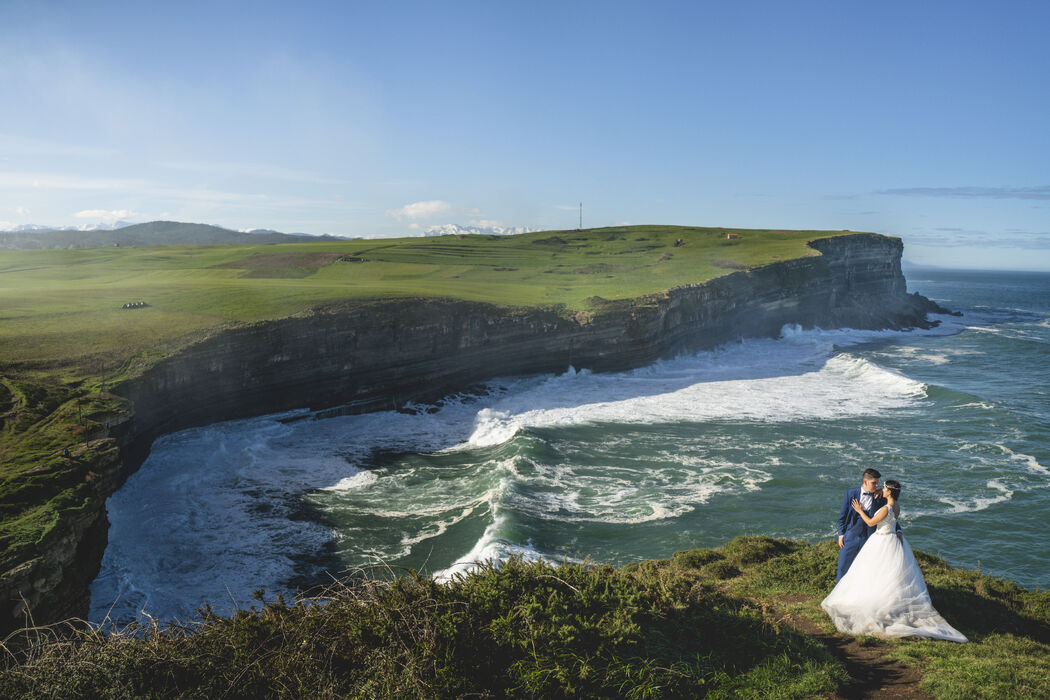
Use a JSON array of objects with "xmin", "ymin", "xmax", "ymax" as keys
[{"xmin": 773, "ymin": 596, "xmax": 932, "ymax": 700}]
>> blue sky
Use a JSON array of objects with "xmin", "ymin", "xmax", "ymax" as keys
[{"xmin": 2, "ymin": 0, "xmax": 1048, "ymax": 269}]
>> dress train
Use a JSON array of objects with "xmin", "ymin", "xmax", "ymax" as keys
[{"xmin": 821, "ymin": 506, "xmax": 966, "ymax": 642}]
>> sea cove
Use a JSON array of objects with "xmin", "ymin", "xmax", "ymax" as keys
[
  {"xmin": 1, "ymin": 226, "xmax": 938, "ymax": 632},
  {"xmin": 91, "ymin": 268, "xmax": 1050, "ymax": 625}
]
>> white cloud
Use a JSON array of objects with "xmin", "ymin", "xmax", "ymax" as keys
[
  {"xmin": 15, "ymin": 207, "xmax": 29, "ymax": 217},
  {"xmin": 386, "ymin": 199, "xmax": 453, "ymax": 221},
  {"xmin": 75, "ymin": 209, "xmax": 137, "ymax": 223},
  {"xmin": 469, "ymin": 218, "xmax": 505, "ymax": 228}
]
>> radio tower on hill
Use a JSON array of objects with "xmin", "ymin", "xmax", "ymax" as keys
[{"xmin": 578, "ymin": 202, "xmax": 583, "ymax": 230}]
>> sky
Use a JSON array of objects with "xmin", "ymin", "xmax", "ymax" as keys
[{"xmin": 1, "ymin": 0, "xmax": 1048, "ymax": 269}]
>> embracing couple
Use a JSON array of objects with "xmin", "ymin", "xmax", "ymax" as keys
[{"xmin": 820, "ymin": 468, "xmax": 967, "ymax": 642}]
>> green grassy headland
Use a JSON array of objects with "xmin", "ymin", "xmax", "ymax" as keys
[
  {"xmin": 2, "ymin": 537, "xmax": 1045, "ymax": 698},
  {"xmin": 0, "ymin": 225, "xmax": 833, "ymax": 376},
  {"xmin": 0, "ymin": 225, "xmax": 844, "ymax": 619}
]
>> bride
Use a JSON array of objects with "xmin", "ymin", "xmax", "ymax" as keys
[{"xmin": 821, "ymin": 479, "xmax": 967, "ymax": 642}]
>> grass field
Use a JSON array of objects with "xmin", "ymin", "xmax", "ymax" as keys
[{"xmin": 0, "ymin": 225, "xmax": 838, "ymax": 377}]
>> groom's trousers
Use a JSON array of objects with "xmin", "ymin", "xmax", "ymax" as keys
[{"xmin": 837, "ymin": 533, "xmax": 866, "ymax": 581}]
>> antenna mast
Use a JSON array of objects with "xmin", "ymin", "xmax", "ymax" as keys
[{"xmin": 579, "ymin": 201, "xmax": 582, "ymax": 230}]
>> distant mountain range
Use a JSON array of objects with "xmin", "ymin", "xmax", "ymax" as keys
[
  {"xmin": 0, "ymin": 220, "xmax": 543, "ymax": 250},
  {"xmin": 1, "ymin": 220, "xmax": 136, "ymax": 233},
  {"xmin": 0, "ymin": 221, "xmax": 353, "ymax": 250}
]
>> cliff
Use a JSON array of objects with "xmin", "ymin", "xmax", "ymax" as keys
[{"xmin": 0, "ymin": 233, "xmax": 947, "ymax": 634}]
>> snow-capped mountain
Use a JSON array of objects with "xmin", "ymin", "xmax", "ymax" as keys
[
  {"xmin": 0, "ymin": 220, "xmax": 134, "ymax": 233},
  {"xmin": 75, "ymin": 220, "xmax": 135, "ymax": 232},
  {"xmin": 1, "ymin": 224, "xmax": 55, "ymax": 232},
  {"xmin": 421, "ymin": 223, "xmax": 537, "ymax": 237}
]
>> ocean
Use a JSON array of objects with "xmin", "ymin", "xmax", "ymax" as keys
[{"xmin": 89, "ymin": 267, "xmax": 1050, "ymax": 625}]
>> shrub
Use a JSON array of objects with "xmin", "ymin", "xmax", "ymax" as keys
[
  {"xmin": 672, "ymin": 548, "xmax": 724, "ymax": 569},
  {"xmin": 721, "ymin": 536, "xmax": 799, "ymax": 566},
  {"xmin": 702, "ymin": 560, "xmax": 742, "ymax": 580}
]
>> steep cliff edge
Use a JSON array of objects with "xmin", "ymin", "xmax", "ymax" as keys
[
  {"xmin": 114, "ymin": 234, "xmax": 940, "ymax": 444},
  {"xmin": 0, "ymin": 233, "xmax": 947, "ymax": 633}
]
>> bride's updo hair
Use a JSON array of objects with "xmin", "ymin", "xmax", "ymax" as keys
[{"xmin": 885, "ymin": 479, "xmax": 902, "ymax": 499}]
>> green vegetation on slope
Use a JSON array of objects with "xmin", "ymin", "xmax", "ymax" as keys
[
  {"xmin": 2, "ymin": 538, "xmax": 1045, "ymax": 698},
  {"xmin": 0, "ymin": 548, "xmax": 844, "ymax": 698},
  {"xmin": 713, "ymin": 538, "xmax": 1050, "ymax": 698}
]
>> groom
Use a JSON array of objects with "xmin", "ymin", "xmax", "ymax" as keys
[{"xmin": 836, "ymin": 467, "xmax": 899, "ymax": 581}]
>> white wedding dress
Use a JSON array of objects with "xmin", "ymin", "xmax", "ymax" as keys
[{"xmin": 821, "ymin": 506, "xmax": 967, "ymax": 642}]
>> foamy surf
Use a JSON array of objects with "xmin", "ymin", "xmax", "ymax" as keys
[
  {"xmin": 431, "ymin": 513, "xmax": 576, "ymax": 584},
  {"xmin": 940, "ymin": 480, "xmax": 1014, "ymax": 514},
  {"xmin": 463, "ymin": 331, "xmax": 929, "ymax": 450}
]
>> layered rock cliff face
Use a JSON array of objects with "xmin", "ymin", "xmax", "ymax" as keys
[
  {"xmin": 3, "ymin": 233, "xmax": 946, "ymax": 632},
  {"xmin": 115, "ymin": 235, "xmax": 937, "ymax": 443}
]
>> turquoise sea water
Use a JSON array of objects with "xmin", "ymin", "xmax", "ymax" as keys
[{"xmin": 90, "ymin": 268, "xmax": 1050, "ymax": 624}]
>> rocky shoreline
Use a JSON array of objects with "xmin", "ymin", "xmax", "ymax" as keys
[{"xmin": 1, "ymin": 233, "xmax": 949, "ymax": 634}]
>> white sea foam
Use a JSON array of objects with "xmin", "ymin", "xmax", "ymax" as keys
[
  {"xmin": 953, "ymin": 402, "xmax": 997, "ymax": 410},
  {"xmin": 398, "ymin": 505, "xmax": 479, "ymax": 548},
  {"xmin": 90, "ymin": 419, "xmax": 336, "ymax": 623},
  {"xmin": 500, "ymin": 458, "xmax": 767, "ymax": 525},
  {"xmin": 967, "ymin": 325, "xmax": 1050, "ymax": 344},
  {"xmin": 1001, "ymin": 446, "xmax": 1050, "ymax": 476},
  {"xmin": 462, "ymin": 333, "xmax": 928, "ymax": 450},
  {"xmin": 431, "ymin": 514, "xmax": 574, "ymax": 584},
  {"xmin": 321, "ymin": 470, "xmax": 379, "ymax": 491},
  {"xmin": 940, "ymin": 479, "xmax": 1014, "ymax": 514},
  {"xmin": 912, "ymin": 442, "xmax": 1050, "ymax": 524},
  {"xmin": 888, "ymin": 346, "xmax": 953, "ymax": 365},
  {"xmin": 950, "ymin": 442, "xmax": 1050, "ymax": 481}
]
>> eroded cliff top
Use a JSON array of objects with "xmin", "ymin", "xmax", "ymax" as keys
[{"xmin": 0, "ymin": 224, "xmax": 869, "ymax": 378}]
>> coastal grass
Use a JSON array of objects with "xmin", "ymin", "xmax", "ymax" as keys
[
  {"xmin": 3, "ymin": 537, "xmax": 1047, "ymax": 698},
  {"xmin": 687, "ymin": 536, "xmax": 1050, "ymax": 699},
  {"xmin": 883, "ymin": 555, "xmax": 1050, "ymax": 698},
  {"xmin": 0, "ymin": 225, "xmax": 838, "ymax": 377},
  {"xmin": 0, "ymin": 552, "xmax": 845, "ymax": 699}
]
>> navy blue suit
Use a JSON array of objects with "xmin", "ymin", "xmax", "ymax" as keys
[{"xmin": 836, "ymin": 488, "xmax": 900, "ymax": 581}]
